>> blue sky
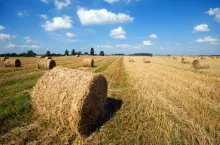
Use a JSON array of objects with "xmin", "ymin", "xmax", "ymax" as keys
[{"xmin": 0, "ymin": 0, "xmax": 220, "ymax": 55}]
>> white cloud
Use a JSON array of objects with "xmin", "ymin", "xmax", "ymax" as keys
[
  {"xmin": 160, "ymin": 47, "xmax": 164, "ymax": 50},
  {"xmin": 196, "ymin": 36, "xmax": 218, "ymax": 44},
  {"xmin": 6, "ymin": 44, "xmax": 16, "ymax": 48},
  {"xmin": 66, "ymin": 32, "xmax": 76, "ymax": 38},
  {"xmin": 116, "ymin": 44, "xmax": 131, "ymax": 48},
  {"xmin": 42, "ymin": 15, "xmax": 73, "ymax": 31},
  {"xmin": 97, "ymin": 45, "xmax": 113, "ymax": 48},
  {"xmin": 206, "ymin": 8, "xmax": 220, "ymax": 23},
  {"xmin": 40, "ymin": 0, "xmax": 49, "ymax": 4},
  {"xmin": 24, "ymin": 36, "xmax": 37, "ymax": 43},
  {"xmin": 176, "ymin": 43, "xmax": 181, "ymax": 45},
  {"xmin": 40, "ymin": 14, "xmax": 48, "ymax": 19},
  {"xmin": 20, "ymin": 45, "xmax": 40, "ymax": 49},
  {"xmin": 110, "ymin": 27, "xmax": 126, "ymax": 39},
  {"xmin": 55, "ymin": 0, "xmax": 71, "ymax": 10},
  {"xmin": 149, "ymin": 34, "xmax": 158, "ymax": 39},
  {"xmin": 0, "ymin": 33, "xmax": 11, "ymax": 41},
  {"xmin": 18, "ymin": 12, "xmax": 23, "ymax": 17},
  {"xmin": 77, "ymin": 8, "xmax": 134, "ymax": 25},
  {"xmin": 0, "ymin": 25, "xmax": 5, "ymax": 31},
  {"xmin": 104, "ymin": 0, "xmax": 119, "ymax": 4},
  {"xmin": 143, "ymin": 40, "xmax": 153, "ymax": 46},
  {"xmin": 206, "ymin": 8, "xmax": 220, "ymax": 16},
  {"xmin": 124, "ymin": 0, "xmax": 131, "ymax": 4},
  {"xmin": 193, "ymin": 24, "xmax": 210, "ymax": 32}
]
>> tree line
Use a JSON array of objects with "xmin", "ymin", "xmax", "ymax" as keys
[{"xmin": 0, "ymin": 48, "xmax": 105, "ymax": 57}]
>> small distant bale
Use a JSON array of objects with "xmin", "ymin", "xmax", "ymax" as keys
[
  {"xmin": 35, "ymin": 56, "xmax": 44, "ymax": 58},
  {"xmin": 201, "ymin": 57, "xmax": 205, "ymax": 59},
  {"xmin": 1, "ymin": 57, "xmax": 9, "ymax": 61},
  {"xmin": 129, "ymin": 58, "xmax": 135, "ymax": 62},
  {"xmin": 181, "ymin": 58, "xmax": 190, "ymax": 64},
  {"xmin": 173, "ymin": 57, "xmax": 177, "ymax": 59},
  {"xmin": 191, "ymin": 59, "xmax": 210, "ymax": 69},
  {"xmin": 31, "ymin": 67, "xmax": 107, "ymax": 136},
  {"xmin": 44, "ymin": 56, "xmax": 52, "ymax": 59},
  {"xmin": 37, "ymin": 59, "xmax": 56, "ymax": 70},
  {"xmin": 83, "ymin": 59, "xmax": 94, "ymax": 67},
  {"xmin": 4, "ymin": 59, "xmax": 21, "ymax": 67},
  {"xmin": 143, "ymin": 58, "xmax": 150, "ymax": 63}
]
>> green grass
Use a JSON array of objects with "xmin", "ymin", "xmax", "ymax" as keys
[{"xmin": 0, "ymin": 92, "xmax": 32, "ymax": 134}]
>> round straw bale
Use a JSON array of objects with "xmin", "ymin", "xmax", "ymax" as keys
[
  {"xmin": 83, "ymin": 59, "xmax": 94, "ymax": 67},
  {"xmin": 191, "ymin": 59, "xmax": 210, "ymax": 69},
  {"xmin": 1, "ymin": 57, "xmax": 9, "ymax": 61},
  {"xmin": 44, "ymin": 56, "xmax": 52, "ymax": 59},
  {"xmin": 37, "ymin": 59, "xmax": 56, "ymax": 70},
  {"xmin": 4, "ymin": 59, "xmax": 21, "ymax": 67},
  {"xmin": 31, "ymin": 67, "xmax": 107, "ymax": 136},
  {"xmin": 143, "ymin": 59, "xmax": 150, "ymax": 63},
  {"xmin": 129, "ymin": 58, "xmax": 135, "ymax": 62}
]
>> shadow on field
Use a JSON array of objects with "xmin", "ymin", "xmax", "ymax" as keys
[{"xmin": 89, "ymin": 97, "xmax": 122, "ymax": 135}]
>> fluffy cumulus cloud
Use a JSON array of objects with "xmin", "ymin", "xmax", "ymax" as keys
[
  {"xmin": 116, "ymin": 44, "xmax": 131, "ymax": 48},
  {"xmin": 196, "ymin": 36, "xmax": 218, "ymax": 44},
  {"xmin": 0, "ymin": 25, "xmax": 5, "ymax": 31},
  {"xmin": 40, "ymin": 0, "xmax": 49, "ymax": 4},
  {"xmin": 193, "ymin": 24, "xmax": 210, "ymax": 32},
  {"xmin": 6, "ymin": 44, "xmax": 16, "ymax": 48},
  {"xmin": 20, "ymin": 45, "xmax": 40, "ymax": 49},
  {"xmin": 104, "ymin": 0, "xmax": 119, "ymax": 4},
  {"xmin": 24, "ymin": 36, "xmax": 37, "ymax": 43},
  {"xmin": 40, "ymin": 14, "xmax": 48, "ymax": 19},
  {"xmin": 206, "ymin": 8, "xmax": 220, "ymax": 23},
  {"xmin": 66, "ymin": 32, "xmax": 75, "ymax": 38},
  {"xmin": 143, "ymin": 40, "xmax": 153, "ymax": 46},
  {"xmin": 0, "ymin": 33, "xmax": 11, "ymax": 41},
  {"xmin": 149, "ymin": 34, "xmax": 158, "ymax": 39},
  {"xmin": 110, "ymin": 27, "xmax": 126, "ymax": 39},
  {"xmin": 77, "ymin": 8, "xmax": 134, "ymax": 25},
  {"xmin": 97, "ymin": 45, "xmax": 113, "ymax": 48},
  {"xmin": 42, "ymin": 15, "xmax": 73, "ymax": 31},
  {"xmin": 55, "ymin": 0, "xmax": 71, "ymax": 10}
]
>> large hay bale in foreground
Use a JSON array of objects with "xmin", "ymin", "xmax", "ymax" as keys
[
  {"xmin": 1, "ymin": 57, "xmax": 9, "ymax": 61},
  {"xmin": 191, "ymin": 59, "xmax": 210, "ymax": 69},
  {"xmin": 31, "ymin": 67, "xmax": 107, "ymax": 136},
  {"xmin": 37, "ymin": 59, "xmax": 56, "ymax": 70},
  {"xmin": 83, "ymin": 59, "xmax": 94, "ymax": 67},
  {"xmin": 4, "ymin": 59, "xmax": 21, "ymax": 67}
]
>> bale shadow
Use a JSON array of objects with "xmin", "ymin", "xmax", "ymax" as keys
[{"xmin": 89, "ymin": 97, "xmax": 122, "ymax": 135}]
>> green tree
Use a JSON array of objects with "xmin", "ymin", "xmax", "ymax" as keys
[
  {"xmin": 99, "ymin": 50, "xmax": 104, "ymax": 56},
  {"xmin": 71, "ymin": 49, "xmax": 76, "ymax": 55},
  {"xmin": 45, "ymin": 50, "xmax": 51, "ymax": 56},
  {"xmin": 26, "ymin": 50, "xmax": 36, "ymax": 57},
  {"xmin": 84, "ymin": 52, "xmax": 88, "ymax": 55},
  {"xmin": 90, "ymin": 48, "xmax": 94, "ymax": 55},
  {"xmin": 64, "ymin": 49, "xmax": 69, "ymax": 56}
]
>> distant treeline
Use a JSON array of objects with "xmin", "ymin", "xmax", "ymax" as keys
[{"xmin": 131, "ymin": 53, "xmax": 153, "ymax": 56}]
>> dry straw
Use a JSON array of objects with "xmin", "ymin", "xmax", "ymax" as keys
[
  {"xmin": 31, "ymin": 67, "xmax": 107, "ymax": 136},
  {"xmin": 37, "ymin": 59, "xmax": 56, "ymax": 70},
  {"xmin": 191, "ymin": 59, "xmax": 210, "ymax": 69},
  {"xmin": 35, "ymin": 56, "xmax": 44, "ymax": 58},
  {"xmin": 181, "ymin": 58, "xmax": 190, "ymax": 64},
  {"xmin": 143, "ymin": 58, "xmax": 150, "ymax": 63},
  {"xmin": 83, "ymin": 59, "xmax": 94, "ymax": 67},
  {"xmin": 1, "ymin": 57, "xmax": 9, "ymax": 61},
  {"xmin": 129, "ymin": 57, "xmax": 135, "ymax": 62},
  {"xmin": 44, "ymin": 56, "xmax": 52, "ymax": 59},
  {"xmin": 4, "ymin": 59, "xmax": 21, "ymax": 67}
]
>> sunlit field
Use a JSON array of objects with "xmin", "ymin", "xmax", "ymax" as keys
[{"xmin": 0, "ymin": 56, "xmax": 220, "ymax": 144}]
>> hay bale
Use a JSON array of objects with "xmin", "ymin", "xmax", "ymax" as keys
[
  {"xmin": 31, "ymin": 67, "xmax": 107, "ymax": 136},
  {"xmin": 129, "ymin": 58, "xmax": 135, "ymax": 62},
  {"xmin": 143, "ymin": 58, "xmax": 150, "ymax": 63},
  {"xmin": 181, "ymin": 58, "xmax": 190, "ymax": 64},
  {"xmin": 173, "ymin": 57, "xmax": 177, "ymax": 59},
  {"xmin": 1, "ymin": 57, "xmax": 9, "ymax": 61},
  {"xmin": 44, "ymin": 56, "xmax": 52, "ymax": 59},
  {"xmin": 201, "ymin": 57, "xmax": 205, "ymax": 59},
  {"xmin": 4, "ymin": 59, "xmax": 21, "ymax": 67},
  {"xmin": 37, "ymin": 59, "xmax": 56, "ymax": 70},
  {"xmin": 191, "ymin": 59, "xmax": 210, "ymax": 69},
  {"xmin": 83, "ymin": 59, "xmax": 94, "ymax": 67}
]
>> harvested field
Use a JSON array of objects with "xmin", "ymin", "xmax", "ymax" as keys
[{"xmin": 0, "ymin": 56, "xmax": 220, "ymax": 144}]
